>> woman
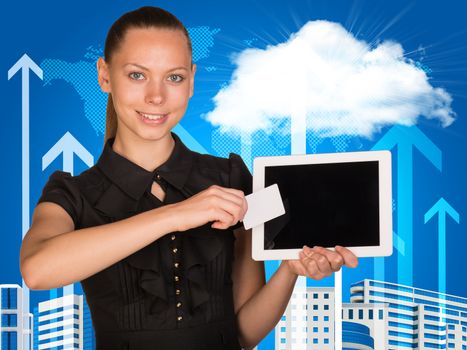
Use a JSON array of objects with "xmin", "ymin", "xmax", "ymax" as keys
[{"xmin": 20, "ymin": 6, "xmax": 358, "ymax": 350}]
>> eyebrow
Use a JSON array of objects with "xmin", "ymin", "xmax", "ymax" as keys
[{"xmin": 123, "ymin": 63, "xmax": 189, "ymax": 72}]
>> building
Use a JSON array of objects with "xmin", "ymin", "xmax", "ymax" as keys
[
  {"xmin": 1, "ymin": 284, "xmax": 33, "ymax": 350},
  {"xmin": 342, "ymin": 321, "xmax": 375, "ymax": 350},
  {"xmin": 342, "ymin": 302, "xmax": 389, "ymax": 349},
  {"xmin": 1, "ymin": 285, "xmax": 31, "ymax": 349},
  {"xmin": 36, "ymin": 294, "xmax": 83, "ymax": 350},
  {"xmin": 351, "ymin": 279, "xmax": 467, "ymax": 349},
  {"xmin": 276, "ymin": 287, "xmax": 334, "ymax": 350}
]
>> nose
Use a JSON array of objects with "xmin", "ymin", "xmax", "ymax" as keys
[{"xmin": 145, "ymin": 80, "xmax": 165, "ymax": 105}]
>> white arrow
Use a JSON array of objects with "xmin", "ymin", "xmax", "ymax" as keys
[
  {"xmin": 42, "ymin": 132, "xmax": 94, "ymax": 175},
  {"xmin": 42, "ymin": 132, "xmax": 93, "ymax": 297},
  {"xmin": 8, "ymin": 53, "xmax": 43, "ymax": 350}
]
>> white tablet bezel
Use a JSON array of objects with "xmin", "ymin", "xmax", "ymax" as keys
[{"xmin": 251, "ymin": 150, "xmax": 393, "ymax": 260}]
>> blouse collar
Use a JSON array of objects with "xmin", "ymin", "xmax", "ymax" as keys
[{"xmin": 96, "ymin": 132, "xmax": 194, "ymax": 200}]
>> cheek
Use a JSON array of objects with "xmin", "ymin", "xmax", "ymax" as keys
[
  {"xmin": 168, "ymin": 86, "xmax": 190, "ymax": 107},
  {"xmin": 113, "ymin": 81, "xmax": 143, "ymax": 105}
]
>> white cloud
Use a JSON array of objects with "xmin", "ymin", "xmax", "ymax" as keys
[{"xmin": 204, "ymin": 20, "xmax": 455, "ymax": 138}]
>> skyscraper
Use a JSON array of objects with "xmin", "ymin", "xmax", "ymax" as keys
[
  {"xmin": 36, "ymin": 294, "xmax": 83, "ymax": 350},
  {"xmin": 1, "ymin": 284, "xmax": 33, "ymax": 350}
]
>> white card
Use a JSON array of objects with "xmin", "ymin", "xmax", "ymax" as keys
[{"xmin": 243, "ymin": 184, "xmax": 286, "ymax": 230}]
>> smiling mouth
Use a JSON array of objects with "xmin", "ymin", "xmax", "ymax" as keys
[{"xmin": 137, "ymin": 111, "xmax": 168, "ymax": 120}]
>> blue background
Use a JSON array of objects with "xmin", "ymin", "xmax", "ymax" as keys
[{"xmin": 2, "ymin": 0, "xmax": 467, "ymax": 348}]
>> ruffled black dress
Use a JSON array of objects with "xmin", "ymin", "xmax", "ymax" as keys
[{"xmin": 37, "ymin": 132, "xmax": 252, "ymax": 350}]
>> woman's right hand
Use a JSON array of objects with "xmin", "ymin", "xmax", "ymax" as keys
[{"xmin": 169, "ymin": 185, "xmax": 248, "ymax": 231}]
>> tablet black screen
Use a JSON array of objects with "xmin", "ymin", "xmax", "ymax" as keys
[{"xmin": 264, "ymin": 161, "xmax": 380, "ymax": 249}]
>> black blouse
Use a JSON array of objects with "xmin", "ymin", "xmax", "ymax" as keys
[{"xmin": 37, "ymin": 132, "xmax": 252, "ymax": 350}]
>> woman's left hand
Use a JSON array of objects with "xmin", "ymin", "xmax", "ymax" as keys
[{"xmin": 284, "ymin": 245, "xmax": 358, "ymax": 280}]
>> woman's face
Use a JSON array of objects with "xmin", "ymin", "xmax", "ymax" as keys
[{"xmin": 98, "ymin": 27, "xmax": 196, "ymax": 143}]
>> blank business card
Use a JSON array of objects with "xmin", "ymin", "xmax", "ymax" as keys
[{"xmin": 243, "ymin": 184, "xmax": 286, "ymax": 230}]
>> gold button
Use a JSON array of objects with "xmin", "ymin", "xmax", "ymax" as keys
[
  {"xmin": 174, "ymin": 262, "xmax": 180, "ymax": 268},
  {"xmin": 177, "ymin": 302, "xmax": 182, "ymax": 308},
  {"xmin": 171, "ymin": 235, "xmax": 176, "ymax": 240},
  {"xmin": 174, "ymin": 276, "xmax": 180, "ymax": 282},
  {"xmin": 172, "ymin": 248, "xmax": 178, "ymax": 254},
  {"xmin": 177, "ymin": 316, "xmax": 183, "ymax": 321},
  {"xmin": 175, "ymin": 289, "xmax": 181, "ymax": 295}
]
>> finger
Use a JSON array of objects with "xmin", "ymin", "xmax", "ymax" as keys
[
  {"xmin": 300, "ymin": 251, "xmax": 326, "ymax": 280},
  {"xmin": 303, "ymin": 246, "xmax": 333, "ymax": 276},
  {"xmin": 208, "ymin": 195, "xmax": 244, "ymax": 224},
  {"xmin": 335, "ymin": 246, "xmax": 359, "ymax": 268},
  {"xmin": 309, "ymin": 252, "xmax": 333, "ymax": 276},
  {"xmin": 208, "ymin": 185, "xmax": 245, "ymax": 205},
  {"xmin": 210, "ymin": 208, "xmax": 235, "ymax": 229},
  {"xmin": 210, "ymin": 189, "xmax": 247, "ymax": 219},
  {"xmin": 312, "ymin": 246, "xmax": 344, "ymax": 272}
]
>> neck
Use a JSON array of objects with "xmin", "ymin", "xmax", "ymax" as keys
[{"xmin": 112, "ymin": 132, "xmax": 176, "ymax": 172}]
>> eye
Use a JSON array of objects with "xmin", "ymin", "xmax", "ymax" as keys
[
  {"xmin": 129, "ymin": 72, "xmax": 145, "ymax": 80},
  {"xmin": 168, "ymin": 74, "xmax": 184, "ymax": 83}
]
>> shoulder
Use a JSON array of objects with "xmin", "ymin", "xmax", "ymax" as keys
[
  {"xmin": 190, "ymin": 151, "xmax": 252, "ymax": 194},
  {"xmin": 38, "ymin": 165, "xmax": 107, "ymax": 228},
  {"xmin": 43, "ymin": 164, "xmax": 104, "ymax": 193}
]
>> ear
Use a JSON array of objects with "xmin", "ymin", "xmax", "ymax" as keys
[
  {"xmin": 189, "ymin": 63, "xmax": 196, "ymax": 98},
  {"xmin": 97, "ymin": 57, "xmax": 111, "ymax": 93}
]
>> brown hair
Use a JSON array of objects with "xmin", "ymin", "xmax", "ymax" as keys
[{"xmin": 102, "ymin": 6, "xmax": 193, "ymax": 143}]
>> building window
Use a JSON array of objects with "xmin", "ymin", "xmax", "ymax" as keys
[
  {"xmin": 349, "ymin": 310, "xmax": 353, "ymax": 319},
  {"xmin": 324, "ymin": 338, "xmax": 329, "ymax": 344},
  {"xmin": 324, "ymin": 293, "xmax": 329, "ymax": 299},
  {"xmin": 324, "ymin": 304, "xmax": 329, "ymax": 310},
  {"xmin": 324, "ymin": 327, "xmax": 329, "ymax": 333},
  {"xmin": 281, "ymin": 338, "xmax": 286, "ymax": 344},
  {"xmin": 313, "ymin": 316, "xmax": 318, "ymax": 321},
  {"xmin": 379, "ymin": 309, "xmax": 384, "ymax": 320},
  {"xmin": 359, "ymin": 309, "xmax": 364, "ymax": 319},
  {"xmin": 369, "ymin": 309, "xmax": 373, "ymax": 320},
  {"xmin": 1, "ymin": 289, "xmax": 18, "ymax": 309},
  {"xmin": 313, "ymin": 305, "xmax": 318, "ymax": 310},
  {"xmin": 313, "ymin": 293, "xmax": 318, "ymax": 299},
  {"xmin": 313, "ymin": 327, "xmax": 318, "ymax": 332},
  {"xmin": 313, "ymin": 338, "xmax": 318, "ymax": 344},
  {"xmin": 281, "ymin": 315, "xmax": 286, "ymax": 321},
  {"xmin": 281, "ymin": 327, "xmax": 286, "ymax": 332},
  {"xmin": 1, "ymin": 314, "xmax": 18, "ymax": 327},
  {"xmin": 324, "ymin": 316, "xmax": 329, "ymax": 321}
]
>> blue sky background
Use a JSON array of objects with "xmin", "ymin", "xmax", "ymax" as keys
[{"xmin": 2, "ymin": 0, "xmax": 467, "ymax": 348}]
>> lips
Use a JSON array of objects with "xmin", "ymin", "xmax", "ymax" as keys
[{"xmin": 137, "ymin": 111, "xmax": 167, "ymax": 120}]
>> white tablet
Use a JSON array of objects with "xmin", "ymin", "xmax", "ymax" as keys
[{"xmin": 251, "ymin": 150, "xmax": 393, "ymax": 260}]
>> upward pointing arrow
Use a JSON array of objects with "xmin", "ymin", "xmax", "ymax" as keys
[
  {"xmin": 8, "ymin": 53, "xmax": 43, "ymax": 350},
  {"xmin": 424, "ymin": 197, "xmax": 460, "ymax": 294},
  {"xmin": 8, "ymin": 53, "xmax": 43, "ymax": 81},
  {"xmin": 42, "ymin": 132, "xmax": 94, "ymax": 175},
  {"xmin": 372, "ymin": 125, "xmax": 442, "ymax": 287},
  {"xmin": 8, "ymin": 54, "xmax": 43, "ymax": 235}
]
